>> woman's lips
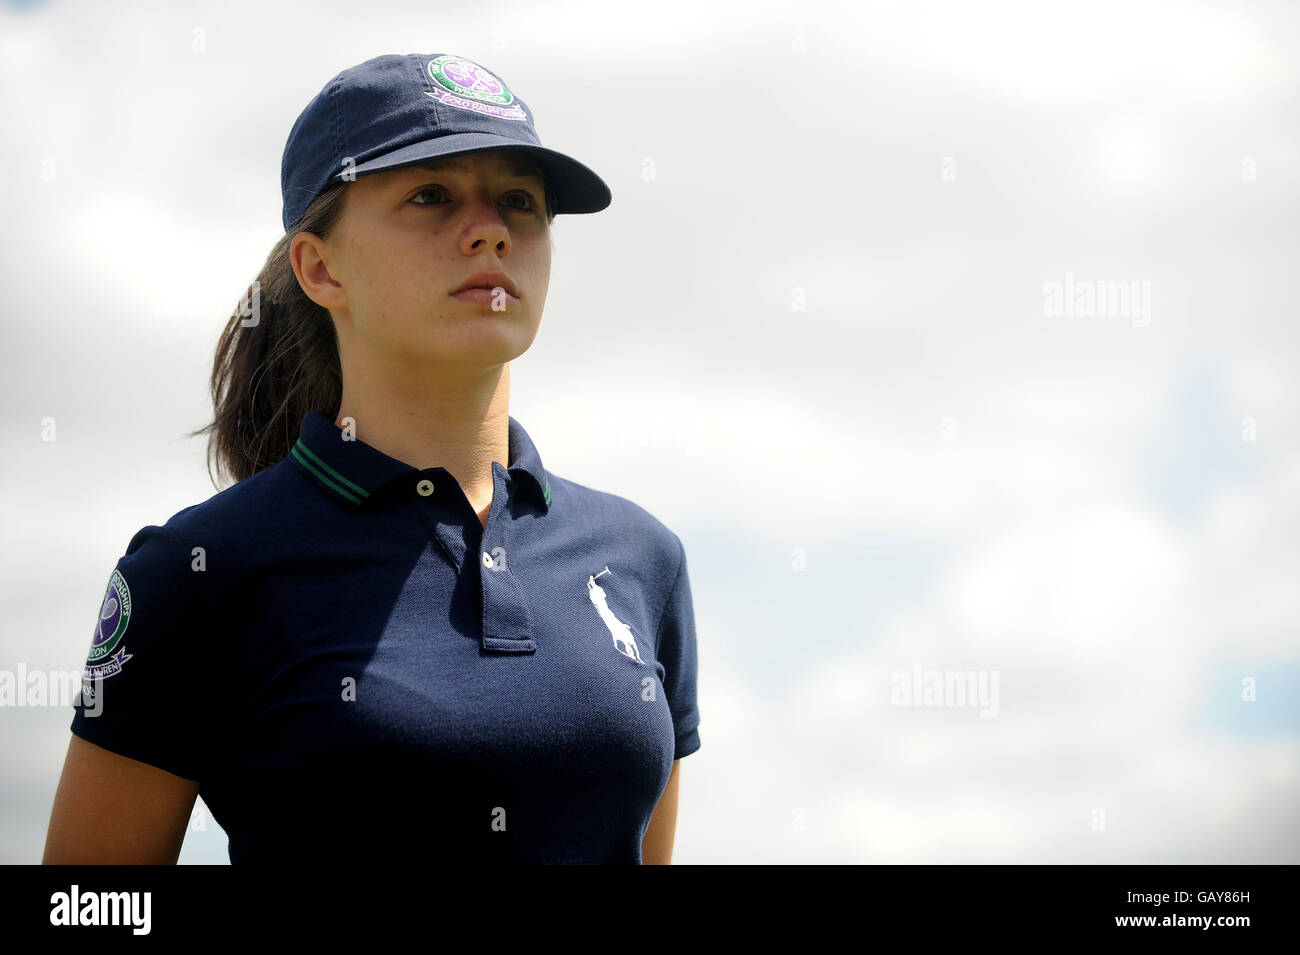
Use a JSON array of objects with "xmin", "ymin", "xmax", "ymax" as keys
[{"xmin": 451, "ymin": 286, "xmax": 519, "ymax": 307}]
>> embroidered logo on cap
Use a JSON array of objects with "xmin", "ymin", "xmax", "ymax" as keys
[
  {"xmin": 587, "ymin": 567, "xmax": 646, "ymax": 665},
  {"xmin": 425, "ymin": 54, "xmax": 528, "ymax": 121},
  {"xmin": 84, "ymin": 568, "xmax": 133, "ymax": 682}
]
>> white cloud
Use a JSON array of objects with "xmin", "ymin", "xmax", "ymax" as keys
[{"xmin": 837, "ymin": 0, "xmax": 1291, "ymax": 106}]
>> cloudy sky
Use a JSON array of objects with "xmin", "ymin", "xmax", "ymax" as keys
[{"xmin": 2, "ymin": 0, "xmax": 1296, "ymax": 863}]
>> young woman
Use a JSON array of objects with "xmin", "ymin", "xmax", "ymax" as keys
[{"xmin": 43, "ymin": 53, "xmax": 700, "ymax": 865}]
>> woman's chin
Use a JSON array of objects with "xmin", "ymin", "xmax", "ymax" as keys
[{"xmin": 415, "ymin": 326, "xmax": 537, "ymax": 367}]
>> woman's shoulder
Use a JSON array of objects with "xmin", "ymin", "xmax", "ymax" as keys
[
  {"xmin": 543, "ymin": 472, "xmax": 685, "ymax": 558},
  {"xmin": 134, "ymin": 457, "xmax": 306, "ymax": 559}
]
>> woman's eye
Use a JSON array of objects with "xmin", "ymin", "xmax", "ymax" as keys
[
  {"xmin": 410, "ymin": 186, "xmax": 537, "ymax": 210},
  {"xmin": 411, "ymin": 186, "xmax": 448, "ymax": 205}
]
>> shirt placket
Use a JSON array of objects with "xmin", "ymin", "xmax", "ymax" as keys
[
  {"xmin": 406, "ymin": 463, "xmax": 536, "ymax": 654},
  {"xmin": 478, "ymin": 462, "xmax": 536, "ymax": 653}
]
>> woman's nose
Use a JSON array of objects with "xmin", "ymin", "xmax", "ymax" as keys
[{"xmin": 463, "ymin": 207, "xmax": 510, "ymax": 253}]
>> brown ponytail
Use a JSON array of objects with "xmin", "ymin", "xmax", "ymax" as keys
[
  {"xmin": 185, "ymin": 180, "xmax": 350, "ymax": 488},
  {"xmin": 188, "ymin": 161, "xmax": 556, "ymax": 491}
]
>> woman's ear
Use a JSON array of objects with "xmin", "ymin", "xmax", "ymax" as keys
[{"xmin": 290, "ymin": 231, "xmax": 347, "ymax": 311}]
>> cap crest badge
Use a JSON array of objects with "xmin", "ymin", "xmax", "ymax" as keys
[{"xmin": 426, "ymin": 54, "xmax": 528, "ymax": 121}]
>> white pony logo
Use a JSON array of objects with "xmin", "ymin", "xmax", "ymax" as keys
[{"xmin": 586, "ymin": 567, "xmax": 645, "ymax": 664}]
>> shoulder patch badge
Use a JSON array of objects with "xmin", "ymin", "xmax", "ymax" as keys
[
  {"xmin": 425, "ymin": 54, "xmax": 529, "ymax": 121},
  {"xmin": 85, "ymin": 568, "xmax": 133, "ymax": 682}
]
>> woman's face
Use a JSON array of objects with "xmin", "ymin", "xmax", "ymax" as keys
[{"xmin": 294, "ymin": 148, "xmax": 553, "ymax": 372}]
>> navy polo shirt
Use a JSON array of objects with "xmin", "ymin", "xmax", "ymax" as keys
[{"xmin": 70, "ymin": 410, "xmax": 700, "ymax": 863}]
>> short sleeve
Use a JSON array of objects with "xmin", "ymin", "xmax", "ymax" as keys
[
  {"xmin": 70, "ymin": 523, "xmax": 212, "ymax": 781},
  {"xmin": 655, "ymin": 534, "xmax": 700, "ymax": 760}
]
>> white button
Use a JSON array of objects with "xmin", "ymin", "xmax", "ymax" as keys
[
  {"xmin": 416, "ymin": 479, "xmax": 435, "ymax": 497},
  {"xmin": 482, "ymin": 551, "xmax": 493, "ymax": 569}
]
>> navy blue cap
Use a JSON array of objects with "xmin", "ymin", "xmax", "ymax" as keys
[{"xmin": 280, "ymin": 53, "xmax": 612, "ymax": 232}]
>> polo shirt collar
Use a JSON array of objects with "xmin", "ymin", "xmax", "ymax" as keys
[{"xmin": 289, "ymin": 410, "xmax": 552, "ymax": 512}]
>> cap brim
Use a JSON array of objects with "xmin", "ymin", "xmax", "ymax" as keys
[{"xmin": 337, "ymin": 132, "xmax": 611, "ymax": 214}]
